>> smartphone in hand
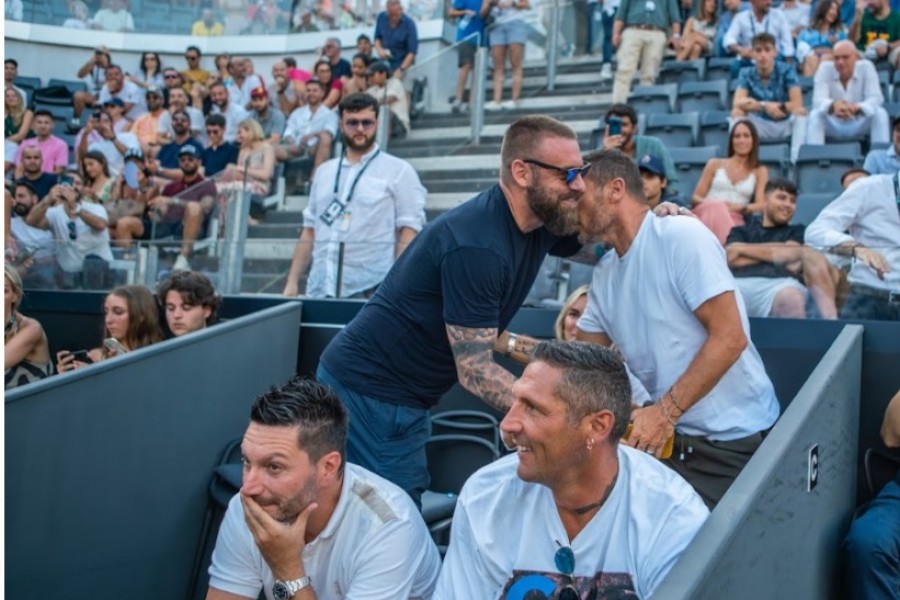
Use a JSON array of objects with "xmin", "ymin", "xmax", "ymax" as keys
[{"xmin": 70, "ymin": 349, "xmax": 94, "ymax": 364}]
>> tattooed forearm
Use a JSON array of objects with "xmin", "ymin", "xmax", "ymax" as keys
[
  {"xmin": 495, "ymin": 330, "xmax": 539, "ymax": 365},
  {"xmin": 447, "ymin": 324, "xmax": 516, "ymax": 411}
]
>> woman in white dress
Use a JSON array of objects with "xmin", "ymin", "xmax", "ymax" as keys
[{"xmin": 691, "ymin": 119, "xmax": 769, "ymax": 244}]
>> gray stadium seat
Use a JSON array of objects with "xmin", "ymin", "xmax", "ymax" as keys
[
  {"xmin": 678, "ymin": 80, "xmax": 729, "ymax": 113},
  {"xmin": 759, "ymin": 143, "xmax": 790, "ymax": 178},
  {"xmin": 47, "ymin": 78, "xmax": 87, "ymax": 94},
  {"xmin": 794, "ymin": 192, "xmax": 836, "ymax": 225},
  {"xmin": 628, "ymin": 83, "xmax": 677, "ymax": 114},
  {"xmin": 706, "ymin": 57, "xmax": 733, "ymax": 82},
  {"xmin": 670, "ymin": 146, "xmax": 719, "ymax": 196},
  {"xmin": 795, "ymin": 143, "xmax": 861, "ymax": 194},
  {"xmin": 644, "ymin": 112, "xmax": 699, "ymax": 147},
  {"xmin": 657, "ymin": 59, "xmax": 706, "ymax": 85},
  {"xmin": 698, "ymin": 111, "xmax": 731, "ymax": 150},
  {"xmin": 14, "ymin": 76, "xmax": 42, "ymax": 93}
]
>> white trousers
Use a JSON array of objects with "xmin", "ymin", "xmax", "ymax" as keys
[{"xmin": 806, "ymin": 107, "xmax": 890, "ymax": 145}]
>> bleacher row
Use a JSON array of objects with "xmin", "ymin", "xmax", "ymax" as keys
[{"xmin": 584, "ymin": 55, "xmax": 897, "ymax": 220}]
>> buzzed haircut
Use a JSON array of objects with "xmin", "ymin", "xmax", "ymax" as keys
[
  {"xmin": 186, "ymin": 45, "xmax": 201, "ymax": 56},
  {"xmin": 530, "ymin": 340, "xmax": 632, "ymax": 441},
  {"xmin": 106, "ymin": 63, "xmax": 122, "ymax": 72},
  {"xmin": 250, "ymin": 376, "xmax": 349, "ymax": 471},
  {"xmin": 338, "ymin": 92, "xmax": 379, "ymax": 116},
  {"xmin": 583, "ymin": 148, "xmax": 646, "ymax": 202},
  {"xmin": 357, "ymin": 33, "xmax": 371, "ymax": 43},
  {"xmin": 33, "ymin": 109, "xmax": 53, "ymax": 120},
  {"xmin": 208, "ymin": 81, "xmax": 227, "ymax": 93},
  {"xmin": 352, "ymin": 53, "xmax": 372, "ymax": 66},
  {"xmin": 500, "ymin": 115, "xmax": 578, "ymax": 181},
  {"xmin": 283, "ymin": 57, "xmax": 298, "ymax": 68},
  {"xmin": 764, "ymin": 178, "xmax": 797, "ymax": 197},
  {"xmin": 751, "ymin": 32, "xmax": 777, "ymax": 49}
]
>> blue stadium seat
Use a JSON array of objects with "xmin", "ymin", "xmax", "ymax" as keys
[
  {"xmin": 795, "ymin": 143, "xmax": 861, "ymax": 194},
  {"xmin": 678, "ymin": 80, "xmax": 729, "ymax": 113},
  {"xmin": 658, "ymin": 59, "xmax": 706, "ymax": 85},
  {"xmin": 698, "ymin": 111, "xmax": 731, "ymax": 150},
  {"xmin": 14, "ymin": 76, "xmax": 42, "ymax": 93},
  {"xmin": 643, "ymin": 112, "xmax": 699, "ymax": 147},
  {"xmin": 628, "ymin": 83, "xmax": 677, "ymax": 114},
  {"xmin": 47, "ymin": 78, "xmax": 87, "ymax": 94},
  {"xmin": 706, "ymin": 56, "xmax": 733, "ymax": 83},
  {"xmin": 670, "ymin": 145, "xmax": 719, "ymax": 196},
  {"xmin": 794, "ymin": 193, "xmax": 836, "ymax": 225},
  {"xmin": 759, "ymin": 143, "xmax": 790, "ymax": 179}
]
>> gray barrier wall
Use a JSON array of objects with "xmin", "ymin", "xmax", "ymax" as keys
[
  {"xmin": 5, "ymin": 302, "xmax": 302, "ymax": 600},
  {"xmin": 651, "ymin": 325, "xmax": 864, "ymax": 600}
]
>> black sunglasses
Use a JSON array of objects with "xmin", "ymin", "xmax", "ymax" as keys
[
  {"xmin": 344, "ymin": 118, "xmax": 376, "ymax": 130},
  {"xmin": 164, "ymin": 73, "xmax": 180, "ymax": 79},
  {"xmin": 185, "ymin": 55, "xmax": 199, "ymax": 60},
  {"xmin": 523, "ymin": 158, "xmax": 590, "ymax": 185},
  {"xmin": 554, "ymin": 545, "xmax": 579, "ymax": 600},
  {"xmin": 67, "ymin": 220, "xmax": 77, "ymax": 241}
]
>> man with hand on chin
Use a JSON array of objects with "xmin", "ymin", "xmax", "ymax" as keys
[
  {"xmin": 434, "ymin": 341, "xmax": 707, "ymax": 599},
  {"xmin": 205, "ymin": 377, "xmax": 440, "ymax": 600}
]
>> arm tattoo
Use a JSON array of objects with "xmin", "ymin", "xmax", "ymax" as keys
[{"xmin": 446, "ymin": 324, "xmax": 516, "ymax": 412}]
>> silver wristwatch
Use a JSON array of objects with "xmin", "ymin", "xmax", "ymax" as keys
[{"xmin": 272, "ymin": 576, "xmax": 311, "ymax": 600}]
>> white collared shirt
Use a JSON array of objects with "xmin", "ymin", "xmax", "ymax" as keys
[
  {"xmin": 283, "ymin": 104, "xmax": 338, "ymax": 146},
  {"xmin": 812, "ymin": 59, "xmax": 884, "ymax": 116},
  {"xmin": 302, "ymin": 145, "xmax": 427, "ymax": 297},
  {"xmin": 723, "ymin": 8, "xmax": 795, "ymax": 57},
  {"xmin": 805, "ymin": 173, "xmax": 900, "ymax": 291}
]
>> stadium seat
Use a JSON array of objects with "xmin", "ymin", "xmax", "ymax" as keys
[
  {"xmin": 657, "ymin": 59, "xmax": 706, "ymax": 85},
  {"xmin": 698, "ymin": 111, "xmax": 731, "ymax": 150},
  {"xmin": 47, "ymin": 78, "xmax": 87, "ymax": 94},
  {"xmin": 793, "ymin": 192, "xmax": 835, "ymax": 225},
  {"xmin": 678, "ymin": 80, "xmax": 729, "ymax": 113},
  {"xmin": 670, "ymin": 146, "xmax": 719, "ymax": 196},
  {"xmin": 795, "ymin": 143, "xmax": 861, "ymax": 194},
  {"xmin": 759, "ymin": 143, "xmax": 790, "ymax": 178},
  {"xmin": 628, "ymin": 83, "xmax": 677, "ymax": 114},
  {"xmin": 14, "ymin": 76, "xmax": 42, "ymax": 94},
  {"xmin": 706, "ymin": 57, "xmax": 733, "ymax": 83},
  {"xmin": 643, "ymin": 112, "xmax": 699, "ymax": 147},
  {"xmin": 879, "ymin": 70, "xmax": 890, "ymax": 102}
]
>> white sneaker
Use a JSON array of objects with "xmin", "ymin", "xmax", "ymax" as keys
[
  {"xmin": 451, "ymin": 98, "xmax": 463, "ymax": 113},
  {"xmin": 600, "ymin": 63, "xmax": 612, "ymax": 80},
  {"xmin": 484, "ymin": 100, "xmax": 502, "ymax": 111},
  {"xmin": 172, "ymin": 254, "xmax": 191, "ymax": 272},
  {"xmin": 501, "ymin": 99, "xmax": 519, "ymax": 110}
]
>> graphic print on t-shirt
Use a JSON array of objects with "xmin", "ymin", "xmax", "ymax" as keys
[{"xmin": 500, "ymin": 569, "xmax": 637, "ymax": 599}]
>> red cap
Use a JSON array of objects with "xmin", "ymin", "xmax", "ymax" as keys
[{"xmin": 250, "ymin": 85, "xmax": 268, "ymax": 99}]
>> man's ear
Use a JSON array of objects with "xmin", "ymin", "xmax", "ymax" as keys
[
  {"xmin": 509, "ymin": 159, "xmax": 532, "ymax": 189},
  {"xmin": 587, "ymin": 409, "xmax": 617, "ymax": 444},
  {"xmin": 318, "ymin": 450, "xmax": 343, "ymax": 480}
]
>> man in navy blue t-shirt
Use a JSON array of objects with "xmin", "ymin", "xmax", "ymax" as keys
[{"xmin": 317, "ymin": 116, "xmax": 589, "ymax": 506}]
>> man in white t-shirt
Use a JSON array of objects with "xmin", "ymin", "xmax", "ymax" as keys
[
  {"xmin": 209, "ymin": 81, "xmax": 251, "ymax": 144},
  {"xmin": 434, "ymin": 340, "xmax": 708, "ymax": 599},
  {"xmin": 365, "ymin": 61, "xmax": 410, "ymax": 137},
  {"xmin": 576, "ymin": 149, "xmax": 780, "ymax": 509},
  {"xmin": 97, "ymin": 64, "xmax": 146, "ymax": 120},
  {"xmin": 25, "ymin": 169, "xmax": 113, "ymax": 288},
  {"xmin": 276, "ymin": 78, "xmax": 338, "ymax": 172},
  {"xmin": 206, "ymin": 376, "xmax": 441, "ymax": 600}
]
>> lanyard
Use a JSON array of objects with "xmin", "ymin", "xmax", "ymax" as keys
[
  {"xmin": 749, "ymin": 13, "xmax": 769, "ymax": 36},
  {"xmin": 894, "ymin": 172, "xmax": 900, "ymax": 220},
  {"xmin": 332, "ymin": 148, "xmax": 381, "ymax": 206}
]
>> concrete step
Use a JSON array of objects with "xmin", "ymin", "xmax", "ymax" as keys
[{"xmin": 247, "ymin": 223, "xmax": 302, "ymax": 240}]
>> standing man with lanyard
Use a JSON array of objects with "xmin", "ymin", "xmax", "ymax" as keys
[
  {"xmin": 282, "ymin": 93, "xmax": 426, "ymax": 299},
  {"xmin": 610, "ymin": 0, "xmax": 682, "ymax": 103},
  {"xmin": 723, "ymin": 0, "xmax": 795, "ymax": 76}
]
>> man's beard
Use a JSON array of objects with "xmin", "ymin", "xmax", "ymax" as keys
[
  {"xmin": 13, "ymin": 203, "xmax": 30, "ymax": 217},
  {"xmin": 341, "ymin": 130, "xmax": 376, "ymax": 153},
  {"xmin": 264, "ymin": 474, "xmax": 319, "ymax": 524},
  {"xmin": 526, "ymin": 183, "xmax": 580, "ymax": 236},
  {"xmin": 173, "ymin": 124, "xmax": 189, "ymax": 136}
]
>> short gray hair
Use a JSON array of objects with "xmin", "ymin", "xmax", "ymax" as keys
[
  {"xmin": 582, "ymin": 148, "xmax": 646, "ymax": 203},
  {"xmin": 531, "ymin": 340, "xmax": 632, "ymax": 441}
]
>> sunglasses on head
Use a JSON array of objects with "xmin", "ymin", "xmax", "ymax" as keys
[
  {"xmin": 523, "ymin": 158, "xmax": 590, "ymax": 185},
  {"xmin": 344, "ymin": 118, "xmax": 376, "ymax": 130}
]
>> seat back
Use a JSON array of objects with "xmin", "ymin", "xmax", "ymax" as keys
[
  {"xmin": 426, "ymin": 434, "xmax": 500, "ymax": 495},
  {"xmin": 794, "ymin": 193, "xmax": 836, "ymax": 225},
  {"xmin": 759, "ymin": 143, "xmax": 790, "ymax": 179},
  {"xmin": 796, "ymin": 143, "xmax": 861, "ymax": 194},
  {"xmin": 678, "ymin": 80, "xmax": 728, "ymax": 113},
  {"xmin": 657, "ymin": 59, "xmax": 706, "ymax": 85},
  {"xmin": 644, "ymin": 112, "xmax": 699, "ymax": 147},
  {"xmin": 698, "ymin": 111, "xmax": 731, "ymax": 149},
  {"xmin": 671, "ymin": 145, "xmax": 720, "ymax": 196},
  {"xmin": 47, "ymin": 78, "xmax": 87, "ymax": 94},
  {"xmin": 628, "ymin": 83, "xmax": 677, "ymax": 114}
]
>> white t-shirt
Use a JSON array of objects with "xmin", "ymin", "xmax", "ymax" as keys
[
  {"xmin": 283, "ymin": 104, "xmax": 338, "ymax": 147},
  {"xmin": 98, "ymin": 80, "xmax": 147, "ymax": 120},
  {"xmin": 303, "ymin": 146, "xmax": 427, "ymax": 298},
  {"xmin": 578, "ymin": 213, "xmax": 780, "ymax": 441},
  {"xmin": 10, "ymin": 216, "xmax": 56, "ymax": 262},
  {"xmin": 367, "ymin": 78, "xmax": 410, "ymax": 132},
  {"xmin": 208, "ymin": 463, "xmax": 441, "ymax": 600},
  {"xmin": 45, "ymin": 203, "xmax": 113, "ymax": 273},
  {"xmin": 211, "ymin": 102, "xmax": 251, "ymax": 143},
  {"xmin": 157, "ymin": 107, "xmax": 208, "ymax": 145},
  {"xmin": 434, "ymin": 448, "xmax": 709, "ymax": 600}
]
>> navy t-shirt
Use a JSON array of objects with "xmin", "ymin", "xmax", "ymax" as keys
[
  {"xmin": 319, "ymin": 184, "xmax": 580, "ymax": 409},
  {"xmin": 158, "ymin": 138, "xmax": 204, "ymax": 170},
  {"xmin": 726, "ymin": 219, "xmax": 806, "ymax": 279},
  {"xmin": 202, "ymin": 143, "xmax": 239, "ymax": 177}
]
